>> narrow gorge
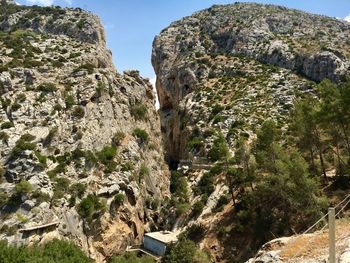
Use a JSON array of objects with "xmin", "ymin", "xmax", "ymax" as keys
[{"xmin": 1, "ymin": 1, "xmax": 350, "ymax": 263}]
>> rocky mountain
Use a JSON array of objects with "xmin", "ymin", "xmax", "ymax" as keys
[
  {"xmin": 153, "ymin": 2, "xmax": 349, "ymax": 165},
  {"xmin": 152, "ymin": 2, "xmax": 350, "ymax": 262},
  {"xmin": 0, "ymin": 2, "xmax": 169, "ymax": 262},
  {"xmin": 1, "ymin": 1, "xmax": 350, "ymax": 263}
]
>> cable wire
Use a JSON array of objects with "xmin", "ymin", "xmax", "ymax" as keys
[{"xmin": 286, "ymin": 193, "xmax": 350, "ymax": 261}]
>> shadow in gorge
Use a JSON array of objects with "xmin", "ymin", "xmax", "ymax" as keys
[{"xmin": 167, "ymin": 158, "xmax": 179, "ymax": 171}]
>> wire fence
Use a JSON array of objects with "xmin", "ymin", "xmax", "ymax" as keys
[{"xmin": 285, "ymin": 193, "xmax": 350, "ymax": 262}]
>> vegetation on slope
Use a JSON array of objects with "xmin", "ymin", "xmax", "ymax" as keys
[
  {"xmin": 167, "ymin": 77, "xmax": 350, "ymax": 261},
  {"xmin": 0, "ymin": 239, "xmax": 91, "ymax": 263}
]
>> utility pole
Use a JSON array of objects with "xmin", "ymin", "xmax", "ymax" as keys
[{"xmin": 329, "ymin": 207, "xmax": 336, "ymax": 263}]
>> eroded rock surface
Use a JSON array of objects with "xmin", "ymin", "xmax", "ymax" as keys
[
  {"xmin": 0, "ymin": 3, "xmax": 169, "ymax": 261},
  {"xmin": 152, "ymin": 2, "xmax": 350, "ymax": 165}
]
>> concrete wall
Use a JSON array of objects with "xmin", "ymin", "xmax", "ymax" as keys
[{"xmin": 143, "ymin": 236, "xmax": 167, "ymax": 256}]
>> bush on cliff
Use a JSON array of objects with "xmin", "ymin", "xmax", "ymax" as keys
[{"xmin": 0, "ymin": 239, "xmax": 91, "ymax": 263}]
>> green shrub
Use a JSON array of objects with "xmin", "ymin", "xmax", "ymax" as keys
[
  {"xmin": 208, "ymin": 134, "xmax": 229, "ymax": 161},
  {"xmin": 97, "ymin": 146, "xmax": 117, "ymax": 164},
  {"xmin": 212, "ymin": 195, "xmax": 229, "ymax": 213},
  {"xmin": 211, "ymin": 104, "xmax": 224, "ymax": 116},
  {"xmin": 188, "ymin": 137, "xmax": 204, "ymax": 152},
  {"xmin": 110, "ymin": 253, "xmax": 155, "ymax": 263},
  {"xmin": 73, "ymin": 63, "xmax": 95, "ymax": 74},
  {"xmin": 51, "ymin": 60, "xmax": 64, "ymax": 68},
  {"xmin": 209, "ymin": 164, "xmax": 223, "ymax": 175},
  {"xmin": 37, "ymin": 83, "xmax": 57, "ymax": 93},
  {"xmin": 11, "ymin": 102, "xmax": 21, "ymax": 111},
  {"xmin": 69, "ymin": 52, "xmax": 82, "ymax": 59},
  {"xmin": 44, "ymin": 127, "xmax": 58, "ymax": 145},
  {"xmin": 52, "ymin": 177, "xmax": 70, "ymax": 200},
  {"xmin": 15, "ymin": 180, "xmax": 32, "ymax": 194},
  {"xmin": 113, "ymin": 193, "xmax": 125, "ymax": 205},
  {"xmin": 191, "ymin": 201, "xmax": 204, "ymax": 218},
  {"xmin": 72, "ymin": 106, "xmax": 85, "ymax": 119},
  {"xmin": 11, "ymin": 137, "xmax": 36, "ymax": 158},
  {"xmin": 65, "ymin": 94, "xmax": 75, "ymax": 109},
  {"xmin": 212, "ymin": 115, "xmax": 224, "ymax": 124},
  {"xmin": 77, "ymin": 194, "xmax": 106, "ymax": 222},
  {"xmin": 0, "ymin": 98, "xmax": 11, "ymax": 108},
  {"xmin": 0, "ymin": 191, "xmax": 8, "ymax": 208},
  {"xmin": 72, "ymin": 148, "xmax": 85, "ymax": 160},
  {"xmin": 194, "ymin": 172, "xmax": 214, "ymax": 196},
  {"xmin": 164, "ymin": 238, "xmax": 210, "ymax": 263},
  {"xmin": 77, "ymin": 19, "xmax": 85, "ymax": 29},
  {"xmin": 32, "ymin": 190, "xmax": 50, "ymax": 203},
  {"xmin": 53, "ymin": 103, "xmax": 63, "ymax": 113},
  {"xmin": 16, "ymin": 94, "xmax": 26, "ymax": 102},
  {"xmin": 35, "ymin": 151, "xmax": 47, "ymax": 168},
  {"xmin": 121, "ymin": 161, "xmax": 134, "ymax": 172},
  {"xmin": 0, "ymin": 239, "xmax": 91, "ymax": 262},
  {"xmin": 132, "ymin": 128, "xmax": 149, "ymax": 144},
  {"xmin": 185, "ymin": 224, "xmax": 206, "ymax": 243},
  {"xmin": 20, "ymin": 133, "xmax": 36, "ymax": 142},
  {"xmin": 68, "ymin": 196, "xmax": 76, "ymax": 207},
  {"xmin": 23, "ymin": 58, "xmax": 44, "ymax": 69},
  {"xmin": 0, "ymin": 131, "xmax": 9, "ymax": 143},
  {"xmin": 170, "ymin": 171, "xmax": 189, "ymax": 203},
  {"xmin": 70, "ymin": 183, "xmax": 87, "ymax": 198},
  {"xmin": 176, "ymin": 203, "xmax": 190, "ymax": 217},
  {"xmin": 16, "ymin": 212, "xmax": 28, "ymax": 223},
  {"xmin": 203, "ymin": 128, "xmax": 216, "ymax": 138},
  {"xmin": 139, "ymin": 163, "xmax": 150, "ymax": 181},
  {"xmin": 130, "ymin": 104, "xmax": 148, "ymax": 120},
  {"xmin": 47, "ymin": 163, "xmax": 66, "ymax": 179},
  {"xmin": 1, "ymin": 121, "xmax": 13, "ymax": 130},
  {"xmin": 0, "ymin": 167, "xmax": 5, "ymax": 183}
]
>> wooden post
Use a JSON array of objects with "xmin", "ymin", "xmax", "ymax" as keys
[{"xmin": 329, "ymin": 207, "xmax": 336, "ymax": 263}]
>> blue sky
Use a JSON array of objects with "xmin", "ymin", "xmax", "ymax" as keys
[{"xmin": 16, "ymin": 0, "xmax": 350, "ymax": 80}]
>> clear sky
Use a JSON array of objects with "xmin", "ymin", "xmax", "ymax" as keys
[{"xmin": 15, "ymin": 0, "xmax": 350, "ymax": 80}]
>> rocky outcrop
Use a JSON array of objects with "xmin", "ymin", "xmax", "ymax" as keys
[
  {"xmin": 246, "ymin": 220, "xmax": 350, "ymax": 262},
  {"xmin": 0, "ymin": 3, "xmax": 106, "ymax": 46},
  {"xmin": 3, "ymin": 0, "xmax": 15, "ymax": 4},
  {"xmin": 0, "ymin": 4, "xmax": 169, "ymax": 261}
]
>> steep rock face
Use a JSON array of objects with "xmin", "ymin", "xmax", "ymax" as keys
[
  {"xmin": 0, "ymin": 3, "xmax": 169, "ymax": 261},
  {"xmin": 0, "ymin": 4, "xmax": 106, "ymax": 46},
  {"xmin": 152, "ymin": 3, "xmax": 350, "ymax": 262},
  {"xmin": 152, "ymin": 2, "xmax": 350, "ymax": 164}
]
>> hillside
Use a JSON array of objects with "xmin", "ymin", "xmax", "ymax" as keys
[
  {"xmin": 152, "ymin": 2, "xmax": 350, "ymax": 262},
  {"xmin": 0, "ymin": 2, "xmax": 169, "ymax": 261},
  {"xmin": 1, "ymin": 1, "xmax": 350, "ymax": 263},
  {"xmin": 152, "ymin": 2, "xmax": 349, "ymax": 165},
  {"xmin": 247, "ymin": 218, "xmax": 350, "ymax": 262}
]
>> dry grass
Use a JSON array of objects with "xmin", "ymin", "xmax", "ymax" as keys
[{"xmin": 280, "ymin": 219, "xmax": 350, "ymax": 261}]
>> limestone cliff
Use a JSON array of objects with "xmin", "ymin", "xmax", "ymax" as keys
[
  {"xmin": 152, "ymin": 2, "xmax": 350, "ymax": 165},
  {"xmin": 152, "ymin": 2, "xmax": 350, "ymax": 262},
  {"xmin": 0, "ymin": 3, "xmax": 169, "ymax": 261}
]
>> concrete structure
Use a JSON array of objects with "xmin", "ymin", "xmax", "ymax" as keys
[
  {"xmin": 143, "ymin": 231, "xmax": 178, "ymax": 256},
  {"xmin": 19, "ymin": 221, "xmax": 60, "ymax": 232}
]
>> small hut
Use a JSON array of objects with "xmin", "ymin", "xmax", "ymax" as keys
[{"xmin": 143, "ymin": 231, "xmax": 178, "ymax": 256}]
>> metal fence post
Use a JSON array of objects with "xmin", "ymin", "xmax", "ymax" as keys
[{"xmin": 329, "ymin": 207, "xmax": 336, "ymax": 263}]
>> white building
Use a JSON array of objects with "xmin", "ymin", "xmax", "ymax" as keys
[{"xmin": 143, "ymin": 231, "xmax": 178, "ymax": 256}]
